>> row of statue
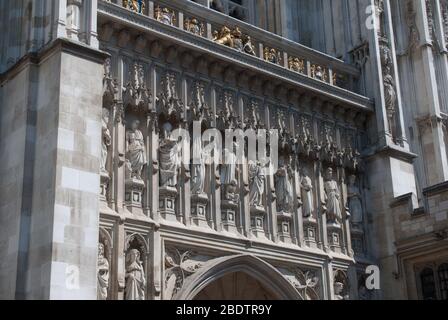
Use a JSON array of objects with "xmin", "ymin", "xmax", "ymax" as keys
[{"xmin": 101, "ymin": 115, "xmax": 364, "ymax": 226}]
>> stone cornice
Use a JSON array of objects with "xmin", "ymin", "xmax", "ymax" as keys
[
  {"xmin": 97, "ymin": 1, "xmax": 374, "ymax": 113},
  {"xmin": 423, "ymin": 181, "xmax": 448, "ymax": 197}
]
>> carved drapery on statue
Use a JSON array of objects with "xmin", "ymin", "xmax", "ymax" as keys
[
  {"xmin": 125, "ymin": 249, "xmax": 146, "ymax": 300},
  {"xmin": 159, "ymin": 123, "xmax": 181, "ymax": 188},
  {"xmin": 248, "ymin": 161, "xmax": 265, "ymax": 208},
  {"xmin": 126, "ymin": 119, "xmax": 146, "ymax": 181},
  {"xmin": 275, "ymin": 165, "xmax": 294, "ymax": 213},
  {"xmin": 301, "ymin": 171, "xmax": 314, "ymax": 218},
  {"xmin": 324, "ymin": 168, "xmax": 342, "ymax": 223}
]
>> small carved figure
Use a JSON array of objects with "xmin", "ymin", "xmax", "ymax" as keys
[
  {"xmin": 184, "ymin": 17, "xmax": 204, "ymax": 36},
  {"xmin": 155, "ymin": 6, "xmax": 176, "ymax": 26},
  {"xmin": 264, "ymin": 47, "xmax": 281, "ymax": 64},
  {"xmin": 288, "ymin": 57, "xmax": 305, "ymax": 73},
  {"xmin": 123, "ymin": 0, "xmax": 145, "ymax": 13},
  {"xmin": 311, "ymin": 64, "xmax": 327, "ymax": 81}
]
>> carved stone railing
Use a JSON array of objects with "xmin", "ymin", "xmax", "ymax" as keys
[{"xmin": 100, "ymin": 0, "xmax": 363, "ymax": 95}]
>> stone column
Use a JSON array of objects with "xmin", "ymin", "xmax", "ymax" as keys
[{"xmin": 7, "ymin": 39, "xmax": 108, "ymax": 299}]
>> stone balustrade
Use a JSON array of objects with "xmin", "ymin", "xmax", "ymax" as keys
[{"xmin": 101, "ymin": 0, "xmax": 360, "ymax": 93}]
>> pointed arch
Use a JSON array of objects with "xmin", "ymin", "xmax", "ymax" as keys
[{"xmin": 174, "ymin": 254, "xmax": 302, "ymax": 300}]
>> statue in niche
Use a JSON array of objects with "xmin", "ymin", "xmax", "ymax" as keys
[
  {"xmin": 159, "ymin": 123, "xmax": 181, "ymax": 188},
  {"xmin": 248, "ymin": 160, "xmax": 265, "ymax": 208},
  {"xmin": 221, "ymin": 142, "xmax": 239, "ymax": 202},
  {"xmin": 334, "ymin": 281, "xmax": 348, "ymax": 300},
  {"xmin": 101, "ymin": 108, "xmax": 112, "ymax": 174},
  {"xmin": 348, "ymin": 175, "xmax": 363, "ymax": 227},
  {"xmin": 125, "ymin": 249, "xmax": 146, "ymax": 300},
  {"xmin": 324, "ymin": 168, "xmax": 342, "ymax": 223},
  {"xmin": 191, "ymin": 134, "xmax": 206, "ymax": 195},
  {"xmin": 126, "ymin": 119, "xmax": 146, "ymax": 181},
  {"xmin": 275, "ymin": 163, "xmax": 294, "ymax": 213},
  {"xmin": 97, "ymin": 243, "xmax": 110, "ymax": 300},
  {"xmin": 301, "ymin": 169, "xmax": 314, "ymax": 218}
]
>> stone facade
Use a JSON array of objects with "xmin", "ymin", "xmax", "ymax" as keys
[{"xmin": 0, "ymin": 0, "xmax": 447, "ymax": 300}]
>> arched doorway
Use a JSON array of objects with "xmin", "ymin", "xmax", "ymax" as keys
[{"xmin": 175, "ymin": 254, "xmax": 302, "ymax": 300}]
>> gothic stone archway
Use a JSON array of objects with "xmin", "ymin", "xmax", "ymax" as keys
[{"xmin": 174, "ymin": 254, "xmax": 302, "ymax": 300}]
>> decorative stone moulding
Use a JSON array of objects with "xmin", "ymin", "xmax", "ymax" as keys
[
  {"xmin": 125, "ymin": 177, "xmax": 145, "ymax": 214},
  {"xmin": 303, "ymin": 217, "xmax": 318, "ymax": 248},
  {"xmin": 250, "ymin": 206, "xmax": 266, "ymax": 238},
  {"xmin": 277, "ymin": 211, "xmax": 292, "ymax": 243},
  {"xmin": 191, "ymin": 193, "xmax": 209, "ymax": 228},
  {"xmin": 327, "ymin": 223, "xmax": 342, "ymax": 253},
  {"xmin": 159, "ymin": 186, "xmax": 178, "ymax": 222},
  {"xmin": 221, "ymin": 200, "xmax": 238, "ymax": 234}
]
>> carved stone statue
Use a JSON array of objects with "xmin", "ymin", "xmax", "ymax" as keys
[
  {"xmin": 248, "ymin": 161, "xmax": 265, "ymax": 208},
  {"xmin": 243, "ymin": 36, "xmax": 256, "ymax": 56},
  {"xmin": 125, "ymin": 249, "xmax": 146, "ymax": 300},
  {"xmin": 221, "ymin": 143, "xmax": 239, "ymax": 201},
  {"xmin": 159, "ymin": 123, "xmax": 181, "ymax": 188},
  {"xmin": 101, "ymin": 108, "xmax": 112, "ymax": 174},
  {"xmin": 334, "ymin": 281, "xmax": 348, "ymax": 300},
  {"xmin": 126, "ymin": 119, "xmax": 146, "ymax": 180},
  {"xmin": 324, "ymin": 168, "xmax": 342, "ymax": 223},
  {"xmin": 191, "ymin": 134, "xmax": 205, "ymax": 195},
  {"xmin": 275, "ymin": 164, "xmax": 294, "ymax": 213},
  {"xmin": 97, "ymin": 243, "xmax": 110, "ymax": 300},
  {"xmin": 301, "ymin": 170, "xmax": 314, "ymax": 218},
  {"xmin": 348, "ymin": 175, "xmax": 363, "ymax": 227}
]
